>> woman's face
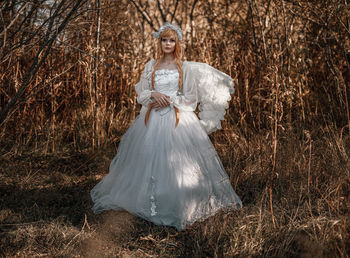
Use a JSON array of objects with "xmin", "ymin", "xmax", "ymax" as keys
[{"xmin": 161, "ymin": 36, "xmax": 176, "ymax": 54}]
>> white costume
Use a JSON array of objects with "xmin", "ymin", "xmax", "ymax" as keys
[{"xmin": 91, "ymin": 59, "xmax": 242, "ymax": 231}]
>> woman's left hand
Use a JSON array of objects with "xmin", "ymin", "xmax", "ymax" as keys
[{"xmin": 151, "ymin": 100, "xmax": 170, "ymax": 111}]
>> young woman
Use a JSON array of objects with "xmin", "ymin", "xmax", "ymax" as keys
[{"xmin": 90, "ymin": 22, "xmax": 242, "ymax": 231}]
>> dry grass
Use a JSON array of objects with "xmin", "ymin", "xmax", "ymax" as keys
[{"xmin": 1, "ymin": 125, "xmax": 349, "ymax": 257}]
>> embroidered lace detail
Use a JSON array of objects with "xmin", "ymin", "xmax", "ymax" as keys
[
  {"xmin": 150, "ymin": 176, "xmax": 157, "ymax": 216},
  {"xmin": 153, "ymin": 69, "xmax": 179, "ymax": 97},
  {"xmin": 155, "ymin": 69, "xmax": 179, "ymax": 75}
]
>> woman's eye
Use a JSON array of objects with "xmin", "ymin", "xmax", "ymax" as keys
[{"xmin": 162, "ymin": 38, "xmax": 175, "ymax": 43}]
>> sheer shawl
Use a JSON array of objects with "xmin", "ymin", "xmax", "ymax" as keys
[{"xmin": 182, "ymin": 61, "xmax": 234, "ymax": 134}]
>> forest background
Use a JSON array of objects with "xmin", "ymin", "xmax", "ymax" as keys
[{"xmin": 0, "ymin": 0, "xmax": 349, "ymax": 257}]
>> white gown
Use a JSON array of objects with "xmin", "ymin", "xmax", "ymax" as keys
[{"xmin": 90, "ymin": 59, "xmax": 242, "ymax": 231}]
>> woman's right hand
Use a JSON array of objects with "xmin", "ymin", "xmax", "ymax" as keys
[{"xmin": 151, "ymin": 92, "xmax": 170, "ymax": 108}]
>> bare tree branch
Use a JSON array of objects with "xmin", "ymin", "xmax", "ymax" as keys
[
  {"xmin": 170, "ymin": 0, "xmax": 179, "ymax": 23},
  {"xmin": 156, "ymin": 0, "xmax": 167, "ymax": 23},
  {"xmin": 190, "ymin": 0, "xmax": 199, "ymax": 44},
  {"xmin": 129, "ymin": 0, "xmax": 155, "ymax": 30},
  {"xmin": 0, "ymin": 0, "xmax": 87, "ymax": 126},
  {"xmin": 0, "ymin": 2, "xmax": 29, "ymax": 37}
]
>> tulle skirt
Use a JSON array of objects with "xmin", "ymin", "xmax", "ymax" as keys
[{"xmin": 90, "ymin": 107, "xmax": 242, "ymax": 231}]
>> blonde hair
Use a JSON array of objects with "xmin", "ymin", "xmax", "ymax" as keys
[
  {"xmin": 145, "ymin": 28, "xmax": 183, "ymax": 128},
  {"xmin": 151, "ymin": 28, "xmax": 183, "ymax": 92}
]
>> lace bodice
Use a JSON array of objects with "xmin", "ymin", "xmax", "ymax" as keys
[{"xmin": 154, "ymin": 69, "xmax": 179, "ymax": 97}]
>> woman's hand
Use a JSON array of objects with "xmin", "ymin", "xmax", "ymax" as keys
[{"xmin": 151, "ymin": 92, "xmax": 170, "ymax": 110}]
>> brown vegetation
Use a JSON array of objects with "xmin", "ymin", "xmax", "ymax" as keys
[{"xmin": 0, "ymin": 0, "xmax": 349, "ymax": 257}]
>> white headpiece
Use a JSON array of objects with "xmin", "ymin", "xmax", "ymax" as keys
[{"xmin": 153, "ymin": 22, "xmax": 183, "ymax": 41}]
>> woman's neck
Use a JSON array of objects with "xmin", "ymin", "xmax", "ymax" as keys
[{"xmin": 161, "ymin": 54, "xmax": 175, "ymax": 63}]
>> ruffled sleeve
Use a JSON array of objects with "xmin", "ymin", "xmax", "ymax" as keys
[
  {"xmin": 135, "ymin": 59, "xmax": 155, "ymax": 106},
  {"xmin": 183, "ymin": 61, "xmax": 234, "ymax": 134}
]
